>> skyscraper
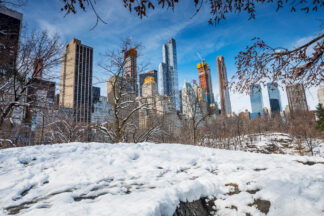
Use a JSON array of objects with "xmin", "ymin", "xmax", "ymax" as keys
[
  {"xmin": 60, "ymin": 38, "xmax": 93, "ymax": 122},
  {"xmin": 286, "ymin": 84, "xmax": 308, "ymax": 113},
  {"xmin": 318, "ymin": 85, "xmax": 324, "ymax": 106},
  {"xmin": 197, "ymin": 61, "xmax": 214, "ymax": 106},
  {"xmin": 92, "ymin": 86, "xmax": 100, "ymax": 104},
  {"xmin": 158, "ymin": 38, "xmax": 179, "ymax": 109},
  {"xmin": 193, "ymin": 83, "xmax": 208, "ymax": 116},
  {"xmin": 139, "ymin": 70, "xmax": 158, "ymax": 96},
  {"xmin": 0, "ymin": 6, "xmax": 22, "ymax": 67},
  {"xmin": 267, "ymin": 82, "xmax": 282, "ymax": 114},
  {"xmin": 181, "ymin": 82, "xmax": 200, "ymax": 118},
  {"xmin": 217, "ymin": 56, "xmax": 232, "ymax": 115},
  {"xmin": 250, "ymin": 84, "xmax": 264, "ymax": 116},
  {"xmin": 123, "ymin": 48, "xmax": 138, "ymax": 95}
]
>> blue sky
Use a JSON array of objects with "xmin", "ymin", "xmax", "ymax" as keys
[{"xmin": 17, "ymin": 0, "xmax": 322, "ymax": 112}]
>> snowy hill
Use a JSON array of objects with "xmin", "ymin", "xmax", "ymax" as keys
[
  {"xmin": 204, "ymin": 133, "xmax": 324, "ymax": 157},
  {"xmin": 0, "ymin": 142, "xmax": 324, "ymax": 216}
]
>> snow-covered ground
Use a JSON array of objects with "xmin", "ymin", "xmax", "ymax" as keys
[
  {"xmin": 0, "ymin": 142, "xmax": 324, "ymax": 216},
  {"xmin": 204, "ymin": 133, "xmax": 324, "ymax": 157}
]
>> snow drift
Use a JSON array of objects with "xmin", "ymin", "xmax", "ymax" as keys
[{"xmin": 0, "ymin": 142, "xmax": 323, "ymax": 215}]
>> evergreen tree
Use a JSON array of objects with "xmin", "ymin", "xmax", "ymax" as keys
[{"xmin": 315, "ymin": 104, "xmax": 324, "ymax": 131}]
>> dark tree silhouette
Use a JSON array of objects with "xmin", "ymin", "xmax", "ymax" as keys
[
  {"xmin": 232, "ymin": 34, "xmax": 324, "ymax": 93},
  {"xmin": 60, "ymin": 0, "xmax": 323, "ymax": 25}
]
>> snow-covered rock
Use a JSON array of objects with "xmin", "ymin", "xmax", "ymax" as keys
[
  {"xmin": 204, "ymin": 133, "xmax": 324, "ymax": 157},
  {"xmin": 0, "ymin": 142, "xmax": 323, "ymax": 215}
]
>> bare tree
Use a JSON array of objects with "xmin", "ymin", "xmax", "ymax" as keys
[
  {"xmin": 181, "ymin": 90, "xmax": 209, "ymax": 145},
  {"xmin": 60, "ymin": 0, "xmax": 323, "ymax": 25},
  {"xmin": 43, "ymin": 108, "xmax": 89, "ymax": 144},
  {"xmin": 98, "ymin": 39, "xmax": 150, "ymax": 143},
  {"xmin": 0, "ymin": 30, "xmax": 64, "ymax": 131},
  {"xmin": 288, "ymin": 110, "xmax": 317, "ymax": 156},
  {"xmin": 232, "ymin": 34, "xmax": 324, "ymax": 93}
]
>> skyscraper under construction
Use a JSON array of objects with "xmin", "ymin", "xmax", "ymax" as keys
[
  {"xmin": 217, "ymin": 56, "xmax": 232, "ymax": 115},
  {"xmin": 197, "ymin": 61, "xmax": 214, "ymax": 106}
]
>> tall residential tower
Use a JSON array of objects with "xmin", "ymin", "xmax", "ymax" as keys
[
  {"xmin": 267, "ymin": 82, "xmax": 282, "ymax": 114},
  {"xmin": 217, "ymin": 56, "xmax": 232, "ymax": 115},
  {"xmin": 250, "ymin": 84, "xmax": 264, "ymax": 117},
  {"xmin": 158, "ymin": 38, "xmax": 179, "ymax": 109},
  {"xmin": 59, "ymin": 39, "xmax": 93, "ymax": 122},
  {"xmin": 286, "ymin": 84, "xmax": 308, "ymax": 113}
]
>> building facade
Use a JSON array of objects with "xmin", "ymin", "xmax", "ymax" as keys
[
  {"xmin": 139, "ymin": 70, "xmax": 158, "ymax": 96},
  {"xmin": 139, "ymin": 77, "xmax": 179, "ymax": 135},
  {"xmin": 123, "ymin": 48, "xmax": 138, "ymax": 95},
  {"xmin": 59, "ymin": 38, "xmax": 93, "ymax": 122},
  {"xmin": 158, "ymin": 38, "xmax": 179, "ymax": 109},
  {"xmin": 0, "ymin": 7, "xmax": 23, "ymax": 124},
  {"xmin": 318, "ymin": 85, "xmax": 324, "ymax": 106},
  {"xmin": 92, "ymin": 86, "xmax": 100, "ymax": 104},
  {"xmin": 181, "ymin": 82, "xmax": 201, "ymax": 119},
  {"xmin": 217, "ymin": 56, "xmax": 232, "ymax": 115},
  {"xmin": 286, "ymin": 84, "xmax": 308, "ymax": 113},
  {"xmin": 197, "ymin": 61, "xmax": 214, "ymax": 106},
  {"xmin": 267, "ymin": 82, "xmax": 282, "ymax": 114},
  {"xmin": 193, "ymin": 84, "xmax": 208, "ymax": 116},
  {"xmin": 250, "ymin": 84, "xmax": 264, "ymax": 116},
  {"xmin": 0, "ymin": 6, "xmax": 22, "ymax": 68},
  {"xmin": 91, "ymin": 96, "xmax": 113, "ymax": 124}
]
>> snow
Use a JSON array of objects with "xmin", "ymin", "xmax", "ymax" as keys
[
  {"xmin": 204, "ymin": 133, "xmax": 324, "ymax": 157},
  {"xmin": 0, "ymin": 142, "xmax": 323, "ymax": 216}
]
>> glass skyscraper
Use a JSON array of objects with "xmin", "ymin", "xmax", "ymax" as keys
[
  {"xmin": 250, "ymin": 84, "xmax": 263, "ymax": 117},
  {"xmin": 158, "ymin": 38, "xmax": 179, "ymax": 109},
  {"xmin": 267, "ymin": 82, "xmax": 282, "ymax": 114}
]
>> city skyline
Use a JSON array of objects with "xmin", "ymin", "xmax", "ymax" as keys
[{"xmin": 13, "ymin": 0, "xmax": 321, "ymax": 113}]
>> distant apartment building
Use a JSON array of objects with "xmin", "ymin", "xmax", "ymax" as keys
[
  {"xmin": 267, "ymin": 82, "xmax": 282, "ymax": 114},
  {"xmin": 217, "ymin": 56, "xmax": 232, "ymax": 115},
  {"xmin": 0, "ymin": 7, "xmax": 23, "ymax": 124},
  {"xmin": 138, "ymin": 76, "xmax": 179, "ymax": 135},
  {"xmin": 24, "ymin": 58, "xmax": 56, "ymax": 130},
  {"xmin": 158, "ymin": 38, "xmax": 179, "ymax": 109},
  {"xmin": 92, "ymin": 86, "xmax": 100, "ymax": 104},
  {"xmin": 250, "ymin": 84, "xmax": 264, "ymax": 118},
  {"xmin": 318, "ymin": 85, "xmax": 324, "ymax": 106},
  {"xmin": 0, "ymin": 6, "xmax": 22, "ymax": 67},
  {"xmin": 197, "ymin": 61, "xmax": 214, "ymax": 106},
  {"xmin": 192, "ymin": 84, "xmax": 208, "ymax": 116},
  {"xmin": 139, "ymin": 70, "xmax": 158, "ymax": 96},
  {"xmin": 123, "ymin": 48, "xmax": 138, "ymax": 95},
  {"xmin": 59, "ymin": 38, "xmax": 93, "ymax": 122},
  {"xmin": 91, "ymin": 96, "xmax": 113, "ymax": 124},
  {"xmin": 181, "ymin": 82, "xmax": 201, "ymax": 119},
  {"xmin": 286, "ymin": 84, "xmax": 308, "ymax": 113}
]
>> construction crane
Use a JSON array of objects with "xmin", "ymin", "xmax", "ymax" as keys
[{"xmin": 196, "ymin": 52, "xmax": 205, "ymax": 63}]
